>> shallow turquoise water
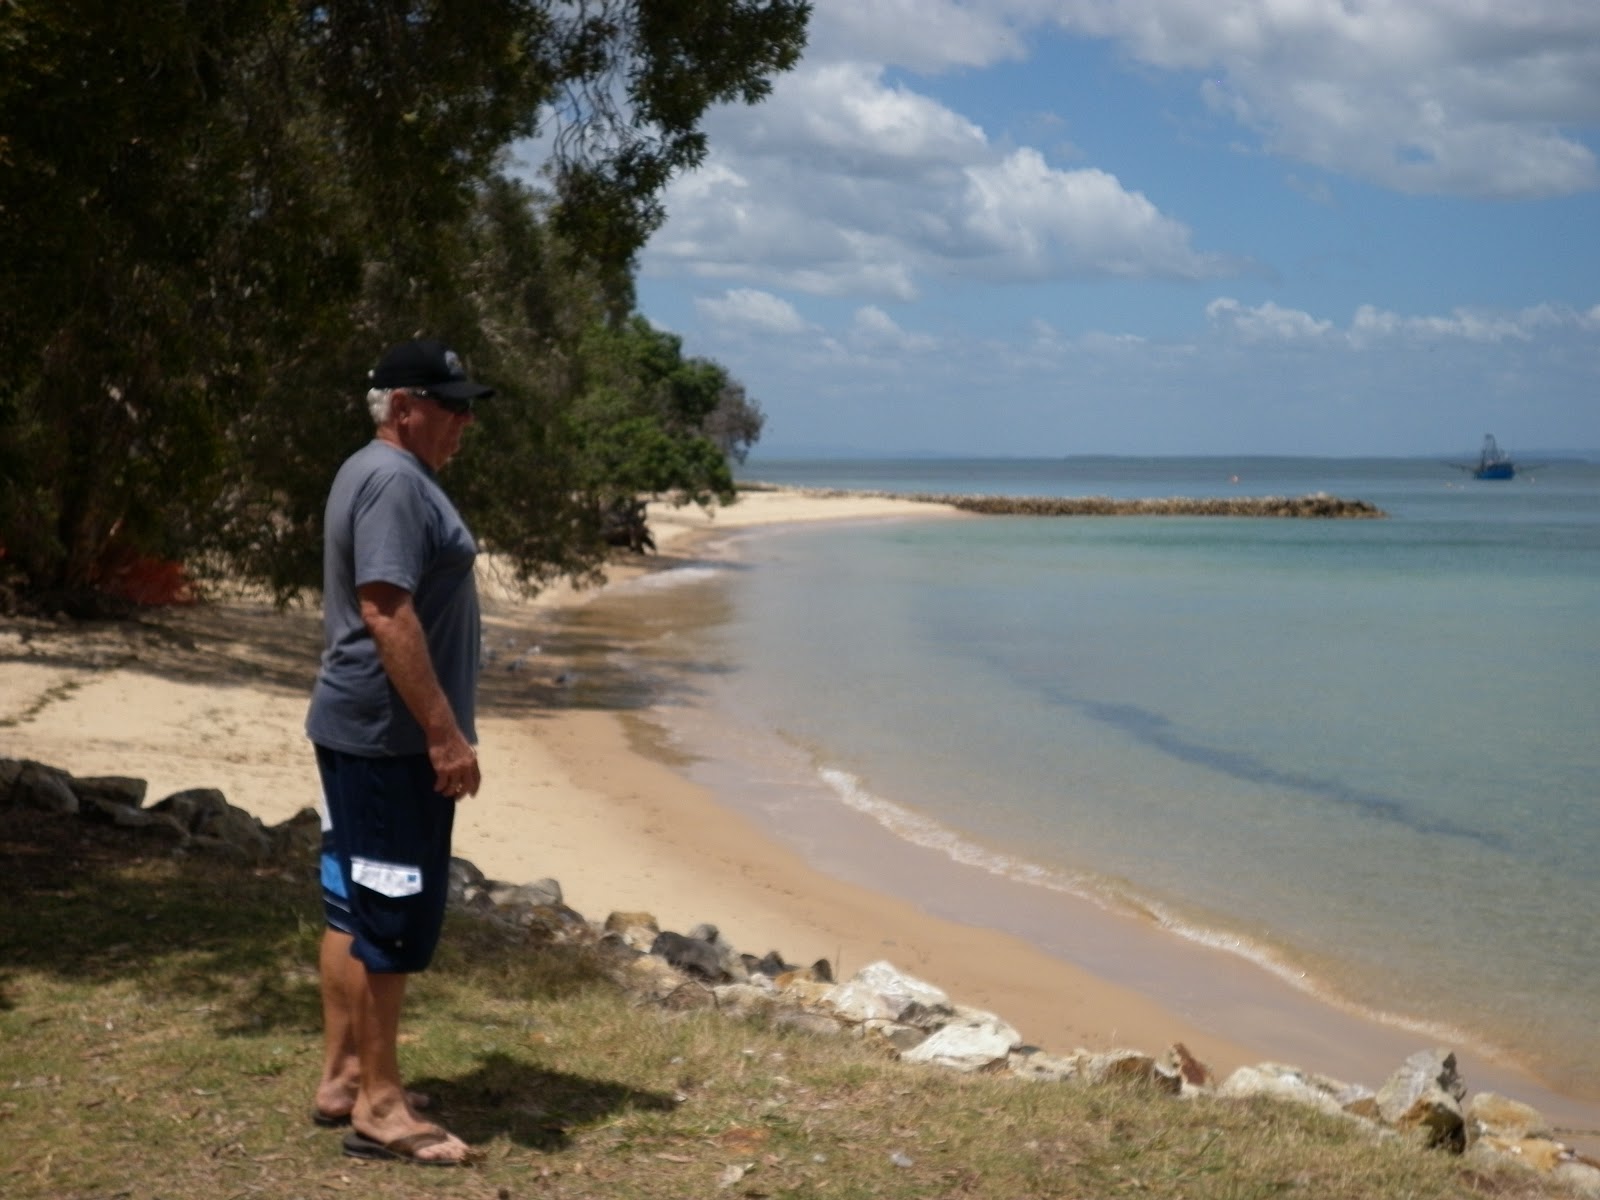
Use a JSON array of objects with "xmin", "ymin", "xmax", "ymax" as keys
[{"xmin": 633, "ymin": 457, "xmax": 1600, "ymax": 1092}]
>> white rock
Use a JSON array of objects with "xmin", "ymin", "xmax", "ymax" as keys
[
  {"xmin": 901, "ymin": 1017, "xmax": 1019, "ymax": 1072},
  {"xmin": 823, "ymin": 960, "xmax": 953, "ymax": 1025}
]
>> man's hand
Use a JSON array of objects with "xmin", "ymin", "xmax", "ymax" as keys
[
  {"xmin": 430, "ymin": 733, "xmax": 481, "ymax": 799},
  {"xmin": 359, "ymin": 581, "xmax": 483, "ymax": 800}
]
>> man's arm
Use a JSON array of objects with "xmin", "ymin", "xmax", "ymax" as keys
[{"xmin": 358, "ymin": 580, "xmax": 481, "ymax": 798}]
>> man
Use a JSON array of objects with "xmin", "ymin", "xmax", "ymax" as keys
[{"xmin": 305, "ymin": 337, "xmax": 492, "ymax": 1166}]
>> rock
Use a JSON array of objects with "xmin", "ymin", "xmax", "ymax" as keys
[
  {"xmin": 1008, "ymin": 1049, "xmax": 1085, "ymax": 1083},
  {"xmin": 149, "ymin": 788, "xmax": 272, "ymax": 862},
  {"xmin": 486, "ymin": 880, "xmax": 563, "ymax": 910},
  {"xmin": 651, "ymin": 930, "xmax": 735, "ymax": 982},
  {"xmin": 901, "ymin": 1016, "xmax": 1019, "ymax": 1072},
  {"xmin": 0, "ymin": 758, "xmax": 23, "ymax": 804},
  {"xmin": 713, "ymin": 983, "xmax": 778, "ymax": 1018},
  {"xmin": 528, "ymin": 877, "xmax": 563, "ymax": 906},
  {"xmin": 823, "ymin": 961, "xmax": 954, "ymax": 1027},
  {"xmin": 1220, "ymin": 1063, "xmax": 1374, "ymax": 1119},
  {"xmin": 1166, "ymin": 1042, "xmax": 1214, "ymax": 1089},
  {"xmin": 67, "ymin": 775, "xmax": 148, "ymax": 810},
  {"xmin": 603, "ymin": 911, "xmax": 661, "ymax": 952},
  {"xmin": 5, "ymin": 760, "xmax": 80, "ymax": 814},
  {"xmin": 86, "ymin": 801, "xmax": 189, "ymax": 848},
  {"xmin": 517, "ymin": 903, "xmax": 593, "ymax": 944},
  {"xmin": 268, "ymin": 807, "xmax": 322, "ymax": 862},
  {"xmin": 772, "ymin": 976, "xmax": 834, "ymax": 1007},
  {"xmin": 864, "ymin": 1020, "xmax": 930, "ymax": 1053},
  {"xmin": 1375, "ymin": 1049, "xmax": 1465, "ymax": 1150},
  {"xmin": 621, "ymin": 952, "xmax": 689, "ymax": 1000},
  {"xmin": 745, "ymin": 949, "xmax": 797, "ymax": 978},
  {"xmin": 950, "ymin": 1005, "xmax": 1022, "ymax": 1045},
  {"xmin": 1080, "ymin": 1050, "xmax": 1180, "ymax": 1094},
  {"xmin": 447, "ymin": 857, "xmax": 488, "ymax": 906},
  {"xmin": 1465, "ymin": 1092, "xmax": 1550, "ymax": 1143},
  {"xmin": 1554, "ymin": 1160, "xmax": 1600, "ymax": 1197}
]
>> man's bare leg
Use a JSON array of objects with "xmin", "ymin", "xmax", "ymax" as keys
[
  {"xmin": 343, "ymin": 950, "xmax": 468, "ymax": 1163},
  {"xmin": 313, "ymin": 929, "xmax": 432, "ymax": 1124},
  {"xmin": 313, "ymin": 930, "xmax": 361, "ymax": 1118}
]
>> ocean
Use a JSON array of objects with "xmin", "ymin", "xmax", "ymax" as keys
[{"xmin": 577, "ymin": 456, "xmax": 1600, "ymax": 1103}]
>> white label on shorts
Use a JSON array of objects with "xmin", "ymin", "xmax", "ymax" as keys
[{"xmin": 350, "ymin": 857, "xmax": 423, "ymax": 898}]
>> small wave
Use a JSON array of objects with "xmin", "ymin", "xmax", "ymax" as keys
[
  {"xmin": 815, "ymin": 763, "xmax": 1500, "ymax": 1063},
  {"xmin": 818, "ymin": 765, "xmax": 1118, "ymax": 909},
  {"xmin": 613, "ymin": 564, "xmax": 724, "ymax": 593}
]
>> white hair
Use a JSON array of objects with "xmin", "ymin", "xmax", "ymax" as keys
[{"xmin": 366, "ymin": 387, "xmax": 396, "ymax": 425}]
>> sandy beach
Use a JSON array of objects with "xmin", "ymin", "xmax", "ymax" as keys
[{"xmin": 5, "ymin": 487, "xmax": 1597, "ymax": 1147}]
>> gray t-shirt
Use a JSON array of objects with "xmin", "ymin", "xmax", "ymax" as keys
[{"xmin": 306, "ymin": 439, "xmax": 480, "ymax": 756}]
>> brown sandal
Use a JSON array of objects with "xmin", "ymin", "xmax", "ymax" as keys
[{"xmin": 342, "ymin": 1129, "xmax": 470, "ymax": 1166}]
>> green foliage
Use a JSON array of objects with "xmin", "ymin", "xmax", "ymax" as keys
[{"xmin": 0, "ymin": 0, "xmax": 809, "ymax": 607}]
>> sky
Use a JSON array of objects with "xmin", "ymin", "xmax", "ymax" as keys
[{"xmin": 630, "ymin": 0, "xmax": 1600, "ymax": 458}]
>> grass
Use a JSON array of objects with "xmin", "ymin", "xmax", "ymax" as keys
[{"xmin": 1, "ymin": 810, "xmax": 1575, "ymax": 1200}]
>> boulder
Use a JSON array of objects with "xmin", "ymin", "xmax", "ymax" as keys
[
  {"xmin": 1079, "ymin": 1049, "xmax": 1180, "ymax": 1094},
  {"xmin": 713, "ymin": 983, "xmax": 779, "ymax": 1018},
  {"xmin": 1009, "ymin": 1049, "xmax": 1086, "ymax": 1083},
  {"xmin": 1375, "ymin": 1049, "xmax": 1465, "ymax": 1150},
  {"xmin": 863, "ymin": 1020, "xmax": 930, "ymax": 1052},
  {"xmin": 1166, "ymin": 1042, "xmax": 1215, "ymax": 1089},
  {"xmin": 1465, "ymin": 1092, "xmax": 1550, "ymax": 1144},
  {"xmin": 823, "ymin": 961, "xmax": 954, "ymax": 1027},
  {"xmin": 901, "ymin": 1015, "xmax": 1020, "ymax": 1072},
  {"xmin": 651, "ymin": 930, "xmax": 736, "ymax": 982},
  {"xmin": 1220, "ymin": 1063, "xmax": 1374, "ymax": 1119},
  {"xmin": 772, "ymin": 975, "xmax": 834, "ymax": 1007},
  {"xmin": 516, "ymin": 903, "xmax": 593, "ymax": 944},
  {"xmin": 603, "ymin": 911, "xmax": 661, "ymax": 952},
  {"xmin": 150, "ymin": 788, "xmax": 272, "ymax": 862},
  {"xmin": 1554, "ymin": 1160, "xmax": 1600, "ymax": 1198},
  {"xmin": 67, "ymin": 775, "xmax": 148, "ymax": 811},
  {"xmin": 447, "ymin": 857, "xmax": 488, "ymax": 907},
  {"xmin": 268, "ymin": 807, "xmax": 322, "ymax": 862},
  {"xmin": 487, "ymin": 879, "xmax": 564, "ymax": 910},
  {"xmin": 5, "ymin": 760, "xmax": 79, "ymax": 814}
]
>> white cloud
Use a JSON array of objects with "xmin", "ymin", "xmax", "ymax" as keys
[
  {"xmin": 646, "ymin": 59, "xmax": 1229, "ymax": 298},
  {"xmin": 961, "ymin": 150, "xmax": 1229, "ymax": 279},
  {"xmin": 1207, "ymin": 298, "xmax": 1334, "ymax": 342},
  {"xmin": 808, "ymin": 0, "xmax": 1029, "ymax": 71},
  {"xmin": 850, "ymin": 306, "xmax": 937, "ymax": 352},
  {"xmin": 1042, "ymin": 0, "xmax": 1600, "ymax": 197},
  {"xmin": 695, "ymin": 289, "xmax": 815, "ymax": 335},
  {"xmin": 1204, "ymin": 298, "xmax": 1600, "ymax": 347},
  {"xmin": 1349, "ymin": 302, "xmax": 1580, "ymax": 345}
]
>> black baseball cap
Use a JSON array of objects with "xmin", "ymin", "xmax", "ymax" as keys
[{"xmin": 368, "ymin": 338, "xmax": 495, "ymax": 403}]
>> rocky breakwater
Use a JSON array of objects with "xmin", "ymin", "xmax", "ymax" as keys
[
  {"xmin": 747, "ymin": 484, "xmax": 1387, "ymax": 519},
  {"xmin": 6, "ymin": 756, "xmax": 1595, "ymax": 1194}
]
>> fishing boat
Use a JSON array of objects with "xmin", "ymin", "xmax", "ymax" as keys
[{"xmin": 1454, "ymin": 434, "xmax": 1516, "ymax": 480}]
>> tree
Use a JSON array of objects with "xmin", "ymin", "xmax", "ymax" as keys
[{"xmin": 0, "ymin": 0, "xmax": 808, "ymax": 608}]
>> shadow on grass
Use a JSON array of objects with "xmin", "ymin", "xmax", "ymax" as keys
[
  {"xmin": 416, "ymin": 1051, "xmax": 677, "ymax": 1152},
  {"xmin": 4, "ymin": 810, "xmax": 669, "ymax": 1154},
  {"xmin": 2, "ymin": 809, "xmax": 610, "ymax": 1034},
  {"xmin": 2, "ymin": 812, "xmax": 321, "ymax": 1023}
]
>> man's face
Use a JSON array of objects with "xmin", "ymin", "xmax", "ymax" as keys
[{"xmin": 395, "ymin": 388, "xmax": 475, "ymax": 470}]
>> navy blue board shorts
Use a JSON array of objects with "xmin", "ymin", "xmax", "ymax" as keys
[{"xmin": 315, "ymin": 745, "xmax": 456, "ymax": 973}]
